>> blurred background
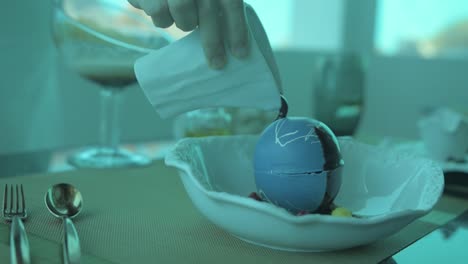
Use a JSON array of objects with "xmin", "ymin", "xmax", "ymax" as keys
[{"xmin": 1, "ymin": 0, "xmax": 468, "ymax": 162}]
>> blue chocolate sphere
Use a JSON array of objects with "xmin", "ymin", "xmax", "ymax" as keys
[{"xmin": 254, "ymin": 117, "xmax": 344, "ymax": 214}]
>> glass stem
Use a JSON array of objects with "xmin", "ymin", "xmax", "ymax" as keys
[{"xmin": 99, "ymin": 89, "xmax": 120, "ymax": 153}]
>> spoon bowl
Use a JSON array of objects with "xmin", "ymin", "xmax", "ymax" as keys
[{"xmin": 45, "ymin": 183, "xmax": 83, "ymax": 219}]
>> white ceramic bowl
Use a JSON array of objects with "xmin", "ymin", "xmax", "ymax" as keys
[{"xmin": 165, "ymin": 135, "xmax": 444, "ymax": 252}]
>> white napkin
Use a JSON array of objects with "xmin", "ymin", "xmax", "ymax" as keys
[
  {"xmin": 419, "ymin": 107, "xmax": 468, "ymax": 133},
  {"xmin": 417, "ymin": 107, "xmax": 468, "ymax": 161},
  {"xmin": 134, "ymin": 4, "xmax": 282, "ymax": 119}
]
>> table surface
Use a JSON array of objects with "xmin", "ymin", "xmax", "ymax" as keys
[{"xmin": 0, "ymin": 141, "xmax": 467, "ymax": 264}]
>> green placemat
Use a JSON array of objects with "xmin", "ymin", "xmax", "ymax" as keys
[{"xmin": 0, "ymin": 161, "xmax": 454, "ymax": 264}]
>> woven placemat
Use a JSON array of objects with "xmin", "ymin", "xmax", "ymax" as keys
[{"xmin": 0, "ymin": 161, "xmax": 439, "ymax": 264}]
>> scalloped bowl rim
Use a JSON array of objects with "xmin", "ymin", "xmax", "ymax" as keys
[{"xmin": 165, "ymin": 137, "xmax": 443, "ymax": 224}]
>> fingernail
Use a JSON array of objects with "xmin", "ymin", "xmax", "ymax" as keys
[
  {"xmin": 210, "ymin": 56, "xmax": 226, "ymax": 69},
  {"xmin": 233, "ymin": 45, "xmax": 249, "ymax": 58}
]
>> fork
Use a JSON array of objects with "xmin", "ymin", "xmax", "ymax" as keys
[{"xmin": 2, "ymin": 184, "xmax": 31, "ymax": 264}]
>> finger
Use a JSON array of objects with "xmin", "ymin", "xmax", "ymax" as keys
[
  {"xmin": 219, "ymin": 0, "xmax": 249, "ymax": 58},
  {"xmin": 197, "ymin": 0, "xmax": 226, "ymax": 69},
  {"xmin": 127, "ymin": 0, "xmax": 141, "ymax": 9},
  {"xmin": 140, "ymin": 0, "xmax": 175, "ymax": 28},
  {"xmin": 167, "ymin": 0, "xmax": 198, "ymax": 32}
]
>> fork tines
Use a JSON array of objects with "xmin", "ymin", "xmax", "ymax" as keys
[{"xmin": 2, "ymin": 184, "xmax": 27, "ymax": 219}]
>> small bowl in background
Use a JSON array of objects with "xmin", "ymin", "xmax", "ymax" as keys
[{"xmin": 418, "ymin": 107, "xmax": 468, "ymax": 162}]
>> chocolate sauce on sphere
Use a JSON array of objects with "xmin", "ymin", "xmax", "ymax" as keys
[{"xmin": 254, "ymin": 117, "xmax": 344, "ymax": 214}]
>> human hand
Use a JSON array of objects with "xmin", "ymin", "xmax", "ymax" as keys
[{"xmin": 128, "ymin": 0, "xmax": 250, "ymax": 69}]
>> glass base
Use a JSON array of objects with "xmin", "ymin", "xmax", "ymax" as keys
[{"xmin": 67, "ymin": 147, "xmax": 151, "ymax": 169}]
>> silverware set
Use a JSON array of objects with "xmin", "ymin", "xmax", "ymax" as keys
[{"xmin": 2, "ymin": 183, "xmax": 83, "ymax": 264}]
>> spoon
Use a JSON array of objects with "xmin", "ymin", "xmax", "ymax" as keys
[{"xmin": 45, "ymin": 183, "xmax": 83, "ymax": 264}]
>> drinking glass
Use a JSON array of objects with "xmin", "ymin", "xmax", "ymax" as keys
[
  {"xmin": 52, "ymin": 0, "xmax": 172, "ymax": 168},
  {"xmin": 313, "ymin": 53, "xmax": 366, "ymax": 136}
]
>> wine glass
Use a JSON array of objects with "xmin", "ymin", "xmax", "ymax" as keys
[
  {"xmin": 52, "ymin": 0, "xmax": 172, "ymax": 168},
  {"xmin": 313, "ymin": 53, "xmax": 366, "ymax": 136}
]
